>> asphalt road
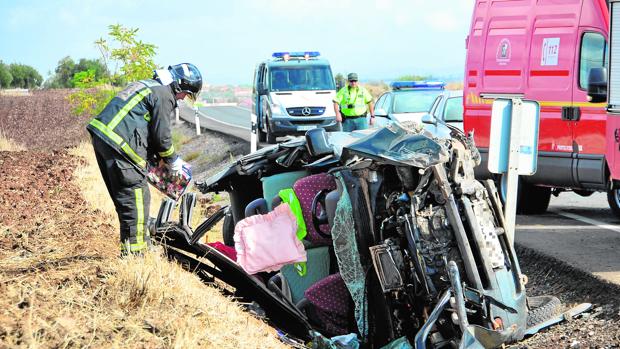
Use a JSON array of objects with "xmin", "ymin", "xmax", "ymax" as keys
[
  {"xmin": 515, "ymin": 191, "xmax": 620, "ymax": 284},
  {"xmin": 179, "ymin": 104, "xmax": 251, "ymax": 142}
]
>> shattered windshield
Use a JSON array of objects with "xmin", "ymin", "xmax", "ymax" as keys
[{"xmin": 341, "ymin": 124, "xmax": 449, "ymax": 168}]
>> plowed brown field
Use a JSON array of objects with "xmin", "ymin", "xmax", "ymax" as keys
[{"xmin": 0, "ymin": 91, "xmax": 287, "ymax": 349}]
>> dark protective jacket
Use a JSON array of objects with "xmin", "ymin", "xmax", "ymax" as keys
[{"xmin": 87, "ymin": 79, "xmax": 177, "ymax": 174}]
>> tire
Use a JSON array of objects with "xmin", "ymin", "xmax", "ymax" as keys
[
  {"xmin": 607, "ymin": 189, "xmax": 620, "ymax": 218},
  {"xmin": 222, "ymin": 208, "xmax": 235, "ymax": 247},
  {"xmin": 519, "ymin": 183, "xmax": 551, "ymax": 214},
  {"xmin": 258, "ymin": 126, "xmax": 266, "ymax": 143},
  {"xmin": 266, "ymin": 119, "xmax": 277, "ymax": 144},
  {"xmin": 498, "ymin": 174, "xmax": 551, "ymax": 215},
  {"xmin": 526, "ymin": 295, "xmax": 561, "ymax": 327}
]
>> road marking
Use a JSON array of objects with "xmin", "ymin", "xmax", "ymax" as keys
[
  {"xmin": 518, "ymin": 224, "xmax": 613, "ymax": 230},
  {"xmin": 555, "ymin": 211, "xmax": 620, "ymax": 234},
  {"xmin": 197, "ymin": 110, "xmax": 249, "ymax": 130},
  {"xmin": 234, "ymin": 106, "xmax": 251, "ymax": 112}
]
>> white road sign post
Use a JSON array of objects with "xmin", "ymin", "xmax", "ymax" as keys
[
  {"xmin": 488, "ymin": 98, "xmax": 540, "ymax": 246},
  {"xmin": 194, "ymin": 106, "xmax": 201, "ymax": 136}
]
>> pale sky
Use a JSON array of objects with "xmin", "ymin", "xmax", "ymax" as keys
[{"xmin": 0, "ymin": 0, "xmax": 474, "ymax": 85}]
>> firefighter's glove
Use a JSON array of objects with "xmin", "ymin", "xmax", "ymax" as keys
[{"xmin": 170, "ymin": 157, "xmax": 191, "ymax": 179}]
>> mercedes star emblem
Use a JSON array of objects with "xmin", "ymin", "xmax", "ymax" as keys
[{"xmin": 301, "ymin": 107, "xmax": 312, "ymax": 116}]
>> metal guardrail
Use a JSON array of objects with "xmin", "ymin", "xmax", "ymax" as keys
[{"xmin": 177, "ymin": 104, "xmax": 251, "ymax": 142}]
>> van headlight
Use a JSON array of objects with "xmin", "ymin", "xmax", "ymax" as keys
[{"xmin": 270, "ymin": 103, "xmax": 287, "ymax": 116}]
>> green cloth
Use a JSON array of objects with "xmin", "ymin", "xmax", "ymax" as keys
[
  {"xmin": 279, "ymin": 188, "xmax": 308, "ymax": 276},
  {"xmin": 278, "ymin": 188, "xmax": 307, "ymax": 240},
  {"xmin": 333, "ymin": 85, "xmax": 373, "ymax": 117}
]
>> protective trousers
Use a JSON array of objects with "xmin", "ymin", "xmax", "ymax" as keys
[{"xmin": 92, "ymin": 136, "xmax": 151, "ymax": 254}]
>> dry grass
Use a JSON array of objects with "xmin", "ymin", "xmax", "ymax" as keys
[
  {"xmin": 0, "ymin": 129, "xmax": 26, "ymax": 151},
  {"xmin": 446, "ymin": 81, "xmax": 464, "ymax": 90},
  {"xmin": 0, "ymin": 143, "xmax": 288, "ymax": 348}
]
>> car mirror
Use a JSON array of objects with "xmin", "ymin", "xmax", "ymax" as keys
[
  {"xmin": 375, "ymin": 108, "xmax": 388, "ymax": 117},
  {"xmin": 587, "ymin": 67, "xmax": 607, "ymax": 103},
  {"xmin": 421, "ymin": 113, "xmax": 437, "ymax": 125},
  {"xmin": 258, "ymin": 85, "xmax": 268, "ymax": 95}
]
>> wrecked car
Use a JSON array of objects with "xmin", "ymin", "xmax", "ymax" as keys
[{"xmin": 152, "ymin": 120, "xmax": 570, "ymax": 348}]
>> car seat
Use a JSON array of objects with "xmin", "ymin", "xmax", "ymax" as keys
[
  {"xmin": 269, "ymin": 173, "xmax": 355, "ymax": 336},
  {"xmin": 302, "ymin": 273, "xmax": 352, "ymax": 336},
  {"xmin": 261, "ymin": 170, "xmax": 309, "ymax": 211}
]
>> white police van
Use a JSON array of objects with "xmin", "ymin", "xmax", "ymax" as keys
[{"xmin": 252, "ymin": 52, "xmax": 338, "ymax": 144}]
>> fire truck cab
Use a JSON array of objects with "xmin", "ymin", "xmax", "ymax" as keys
[{"xmin": 463, "ymin": 0, "xmax": 619, "ymax": 215}]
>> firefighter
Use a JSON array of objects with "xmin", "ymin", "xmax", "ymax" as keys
[
  {"xmin": 333, "ymin": 72, "xmax": 375, "ymax": 132},
  {"xmin": 87, "ymin": 63, "xmax": 202, "ymax": 255}
]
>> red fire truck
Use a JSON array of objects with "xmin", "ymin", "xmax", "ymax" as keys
[{"xmin": 463, "ymin": 0, "xmax": 618, "ymax": 216}]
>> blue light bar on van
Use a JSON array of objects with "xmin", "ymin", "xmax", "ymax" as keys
[
  {"xmin": 272, "ymin": 51, "xmax": 321, "ymax": 59},
  {"xmin": 390, "ymin": 81, "xmax": 445, "ymax": 90}
]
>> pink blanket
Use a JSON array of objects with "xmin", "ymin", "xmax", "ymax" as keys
[{"xmin": 234, "ymin": 203, "xmax": 307, "ymax": 274}]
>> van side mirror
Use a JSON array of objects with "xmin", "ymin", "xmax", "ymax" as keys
[
  {"xmin": 587, "ymin": 67, "xmax": 607, "ymax": 103},
  {"xmin": 258, "ymin": 85, "xmax": 268, "ymax": 95},
  {"xmin": 421, "ymin": 113, "xmax": 437, "ymax": 125}
]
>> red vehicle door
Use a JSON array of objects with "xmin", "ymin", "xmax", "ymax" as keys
[
  {"xmin": 571, "ymin": 0, "xmax": 610, "ymax": 186},
  {"xmin": 525, "ymin": 0, "xmax": 581, "ymax": 187}
]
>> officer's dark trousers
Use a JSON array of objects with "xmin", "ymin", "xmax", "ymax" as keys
[{"xmin": 92, "ymin": 136, "xmax": 151, "ymax": 254}]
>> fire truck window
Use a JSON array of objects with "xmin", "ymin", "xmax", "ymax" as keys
[{"xmin": 579, "ymin": 32, "xmax": 607, "ymax": 89}]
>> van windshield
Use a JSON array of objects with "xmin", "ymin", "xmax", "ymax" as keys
[
  {"xmin": 393, "ymin": 90, "xmax": 442, "ymax": 113},
  {"xmin": 269, "ymin": 65, "xmax": 335, "ymax": 92}
]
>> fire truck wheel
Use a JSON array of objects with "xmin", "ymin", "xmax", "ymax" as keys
[
  {"xmin": 499, "ymin": 174, "xmax": 550, "ymax": 214},
  {"xmin": 519, "ymin": 183, "xmax": 551, "ymax": 214},
  {"xmin": 607, "ymin": 189, "xmax": 620, "ymax": 218}
]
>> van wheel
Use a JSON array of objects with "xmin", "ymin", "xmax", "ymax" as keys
[
  {"xmin": 607, "ymin": 189, "xmax": 620, "ymax": 218},
  {"xmin": 498, "ymin": 174, "xmax": 551, "ymax": 214},
  {"xmin": 266, "ymin": 120, "xmax": 277, "ymax": 144},
  {"xmin": 258, "ymin": 126, "xmax": 266, "ymax": 143}
]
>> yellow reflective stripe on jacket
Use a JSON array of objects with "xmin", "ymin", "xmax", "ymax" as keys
[
  {"xmin": 121, "ymin": 143, "xmax": 146, "ymax": 168},
  {"xmin": 107, "ymin": 88, "xmax": 152, "ymax": 130},
  {"xmin": 135, "ymin": 188, "xmax": 145, "ymax": 247},
  {"xmin": 89, "ymin": 119, "xmax": 147, "ymax": 168},
  {"xmin": 158, "ymin": 145, "xmax": 175, "ymax": 158},
  {"xmin": 89, "ymin": 119, "xmax": 124, "ymax": 145}
]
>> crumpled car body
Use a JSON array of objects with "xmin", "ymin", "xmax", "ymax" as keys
[{"xmin": 153, "ymin": 123, "xmax": 552, "ymax": 348}]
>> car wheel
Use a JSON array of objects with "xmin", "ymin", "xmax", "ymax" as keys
[
  {"xmin": 607, "ymin": 188, "xmax": 620, "ymax": 218},
  {"xmin": 498, "ymin": 174, "xmax": 550, "ymax": 215},
  {"xmin": 527, "ymin": 295, "xmax": 561, "ymax": 327}
]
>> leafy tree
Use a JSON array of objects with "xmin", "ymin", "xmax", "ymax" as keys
[
  {"xmin": 45, "ymin": 57, "xmax": 109, "ymax": 89},
  {"xmin": 75, "ymin": 58, "xmax": 109, "ymax": 82},
  {"xmin": 95, "ymin": 24, "xmax": 158, "ymax": 84},
  {"xmin": 0, "ymin": 61, "xmax": 13, "ymax": 88},
  {"xmin": 334, "ymin": 73, "xmax": 346, "ymax": 90},
  {"xmin": 53, "ymin": 56, "xmax": 77, "ymax": 88},
  {"xmin": 69, "ymin": 24, "xmax": 159, "ymax": 117},
  {"xmin": 8, "ymin": 64, "xmax": 42, "ymax": 88}
]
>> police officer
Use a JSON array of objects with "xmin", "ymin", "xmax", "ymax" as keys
[
  {"xmin": 87, "ymin": 63, "xmax": 202, "ymax": 255},
  {"xmin": 333, "ymin": 72, "xmax": 375, "ymax": 132}
]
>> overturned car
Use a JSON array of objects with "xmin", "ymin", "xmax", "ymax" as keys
[{"xmin": 152, "ymin": 121, "xmax": 574, "ymax": 348}]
